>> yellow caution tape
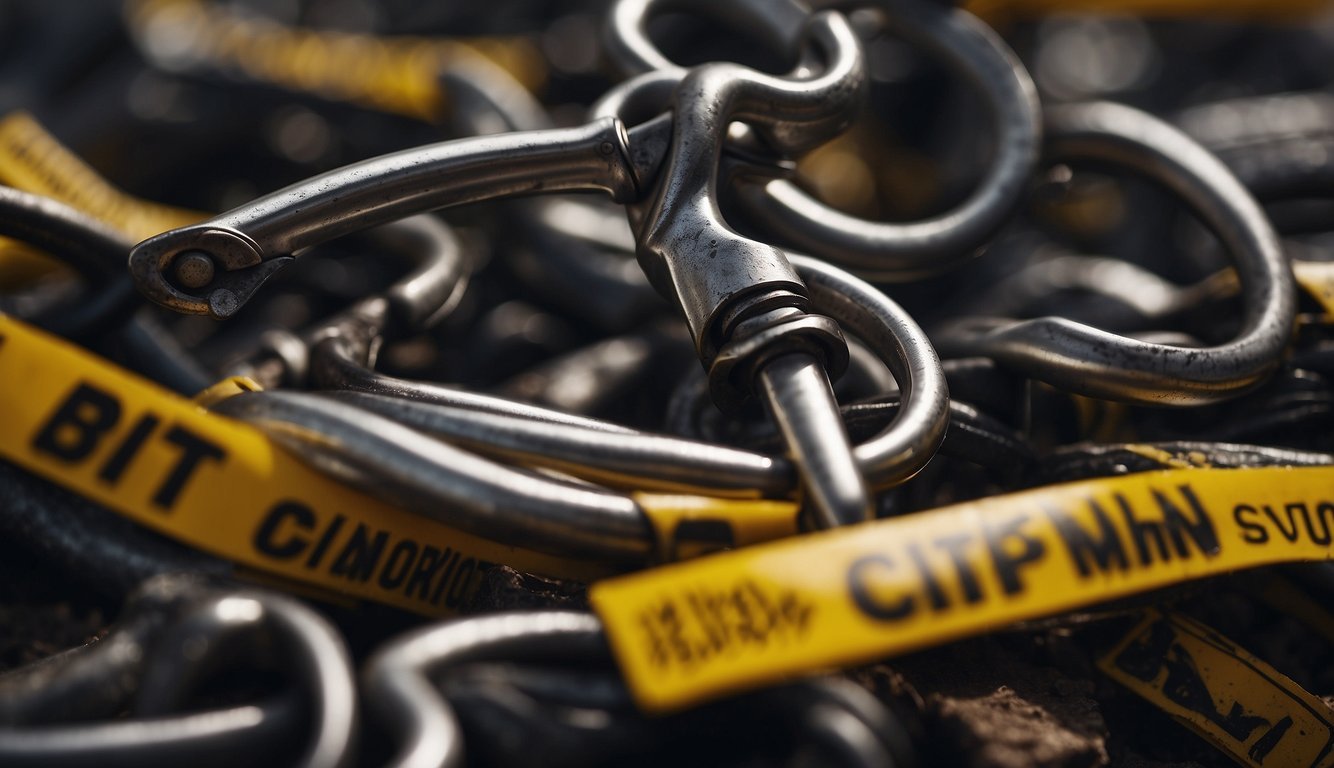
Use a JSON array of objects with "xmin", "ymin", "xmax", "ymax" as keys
[
  {"xmin": 0, "ymin": 111, "xmax": 203, "ymax": 241},
  {"xmin": 636, "ymin": 494, "xmax": 799, "ymax": 563},
  {"xmin": 0, "ymin": 315, "xmax": 803, "ymax": 614},
  {"xmin": 190, "ymin": 375, "xmax": 264, "ymax": 408},
  {"xmin": 591, "ymin": 463, "xmax": 1334, "ymax": 711},
  {"xmin": 0, "ymin": 240, "xmax": 61, "ymax": 289},
  {"xmin": 1121, "ymin": 443, "xmax": 1215, "ymax": 469},
  {"xmin": 0, "ymin": 313, "xmax": 615, "ymax": 614},
  {"xmin": 0, "ymin": 111, "xmax": 204, "ymax": 287},
  {"xmin": 1294, "ymin": 260, "xmax": 1334, "ymax": 319},
  {"xmin": 1100, "ymin": 609, "xmax": 1334, "ymax": 768},
  {"xmin": 124, "ymin": 0, "xmax": 546, "ymax": 123}
]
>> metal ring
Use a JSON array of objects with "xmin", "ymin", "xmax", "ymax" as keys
[
  {"xmin": 733, "ymin": 0, "xmax": 1041, "ymax": 281},
  {"xmin": 0, "ymin": 579, "xmax": 354, "ymax": 768},
  {"xmin": 365, "ymin": 610, "xmax": 920, "ymax": 768},
  {"xmin": 0, "ymin": 575, "xmax": 220, "ymax": 726},
  {"xmin": 938, "ymin": 101, "xmax": 1296, "ymax": 406},
  {"xmin": 790, "ymin": 254, "xmax": 949, "ymax": 487},
  {"xmin": 132, "ymin": 591, "xmax": 359, "ymax": 768},
  {"xmin": 363, "ymin": 611, "xmax": 605, "ymax": 768}
]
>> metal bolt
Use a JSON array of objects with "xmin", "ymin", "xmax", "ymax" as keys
[{"xmin": 173, "ymin": 251, "xmax": 216, "ymax": 289}]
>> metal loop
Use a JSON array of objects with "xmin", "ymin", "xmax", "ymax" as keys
[
  {"xmin": 363, "ymin": 611, "xmax": 606, "ymax": 768},
  {"xmin": 0, "ymin": 576, "xmax": 355, "ymax": 768},
  {"xmin": 0, "ymin": 576, "xmax": 215, "ymax": 726},
  {"xmin": 310, "ymin": 335, "xmax": 644, "ymax": 435},
  {"xmin": 0, "ymin": 703, "xmax": 302, "ymax": 768},
  {"xmin": 937, "ymin": 101, "xmax": 1296, "ymax": 405},
  {"xmin": 132, "ymin": 591, "xmax": 359, "ymax": 768},
  {"xmin": 605, "ymin": 0, "xmax": 812, "ymax": 78},
  {"xmin": 733, "ymin": 0, "xmax": 1042, "ymax": 281},
  {"xmin": 364, "ymin": 610, "xmax": 919, "ymax": 768},
  {"xmin": 789, "ymin": 254, "xmax": 949, "ymax": 487},
  {"xmin": 322, "ymin": 390, "xmax": 794, "ymax": 499},
  {"xmin": 622, "ymin": 5, "xmax": 865, "ymax": 360}
]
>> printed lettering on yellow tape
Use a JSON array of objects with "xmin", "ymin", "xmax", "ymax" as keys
[
  {"xmin": 591, "ymin": 464, "xmax": 1334, "ymax": 711},
  {"xmin": 1101, "ymin": 610, "xmax": 1334, "ymax": 768},
  {"xmin": 635, "ymin": 494, "xmax": 799, "ymax": 563},
  {"xmin": 0, "ymin": 112, "xmax": 203, "ymax": 240},
  {"xmin": 0, "ymin": 314, "xmax": 611, "ymax": 615}
]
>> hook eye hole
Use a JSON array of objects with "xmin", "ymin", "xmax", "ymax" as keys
[{"xmin": 646, "ymin": 11, "xmax": 795, "ymax": 73}]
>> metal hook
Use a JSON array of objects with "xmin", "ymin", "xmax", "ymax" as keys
[
  {"xmin": 734, "ymin": 0, "xmax": 1042, "ymax": 280},
  {"xmin": 937, "ymin": 101, "xmax": 1296, "ymax": 405},
  {"xmin": 363, "ymin": 611, "xmax": 605, "ymax": 768},
  {"xmin": 124, "ymin": 0, "xmax": 937, "ymax": 528},
  {"xmin": 600, "ymin": 0, "xmax": 877, "ymax": 528},
  {"xmin": 127, "ymin": 120, "xmax": 641, "ymax": 318}
]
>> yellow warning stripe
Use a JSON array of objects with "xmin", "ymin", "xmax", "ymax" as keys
[
  {"xmin": 1100, "ymin": 609, "xmax": 1334, "ymax": 768},
  {"xmin": 0, "ymin": 111, "xmax": 204, "ymax": 287},
  {"xmin": 1294, "ymin": 260, "xmax": 1334, "ymax": 319},
  {"xmin": 0, "ymin": 314, "xmax": 804, "ymax": 614},
  {"xmin": 124, "ymin": 0, "xmax": 546, "ymax": 122},
  {"xmin": 0, "ymin": 314, "xmax": 613, "ymax": 614},
  {"xmin": 592, "ymin": 462, "xmax": 1334, "ymax": 711},
  {"xmin": 0, "ymin": 111, "xmax": 202, "ymax": 240}
]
